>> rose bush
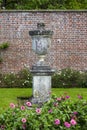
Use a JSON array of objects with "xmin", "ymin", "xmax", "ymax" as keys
[
  {"xmin": 52, "ymin": 68, "xmax": 87, "ymax": 88},
  {"xmin": 0, "ymin": 94, "xmax": 87, "ymax": 130},
  {"xmin": 0, "ymin": 68, "xmax": 87, "ymax": 88}
]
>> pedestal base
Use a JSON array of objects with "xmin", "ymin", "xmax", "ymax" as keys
[
  {"xmin": 32, "ymin": 75, "xmax": 51, "ymax": 103},
  {"xmin": 31, "ymin": 65, "xmax": 55, "ymax": 104}
]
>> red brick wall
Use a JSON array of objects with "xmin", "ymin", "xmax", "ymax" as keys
[{"xmin": 0, "ymin": 10, "xmax": 87, "ymax": 73}]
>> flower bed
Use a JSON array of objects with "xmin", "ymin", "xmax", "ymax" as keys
[{"xmin": 0, "ymin": 94, "xmax": 87, "ymax": 130}]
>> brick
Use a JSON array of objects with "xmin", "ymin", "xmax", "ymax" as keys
[{"xmin": 0, "ymin": 10, "xmax": 87, "ymax": 73}]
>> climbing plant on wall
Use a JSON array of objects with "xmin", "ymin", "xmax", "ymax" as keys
[{"xmin": 0, "ymin": 42, "xmax": 9, "ymax": 63}]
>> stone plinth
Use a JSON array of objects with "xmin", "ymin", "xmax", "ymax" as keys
[{"xmin": 31, "ymin": 65, "xmax": 55, "ymax": 104}]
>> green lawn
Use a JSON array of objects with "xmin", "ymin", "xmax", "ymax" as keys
[{"xmin": 0, "ymin": 88, "xmax": 87, "ymax": 113}]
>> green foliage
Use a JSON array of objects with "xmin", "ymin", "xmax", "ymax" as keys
[
  {"xmin": 0, "ymin": 94, "xmax": 87, "ymax": 129},
  {"xmin": 1, "ymin": 0, "xmax": 87, "ymax": 9},
  {"xmin": 52, "ymin": 68, "xmax": 87, "ymax": 88},
  {"xmin": 3, "ymin": 73, "xmax": 17, "ymax": 88},
  {"xmin": 16, "ymin": 68, "xmax": 32, "ymax": 88},
  {"xmin": 0, "ymin": 42, "xmax": 9, "ymax": 49},
  {"xmin": 1, "ymin": 68, "xmax": 32, "ymax": 88},
  {"xmin": 65, "ymin": 0, "xmax": 81, "ymax": 9},
  {"xmin": 81, "ymin": 72, "xmax": 87, "ymax": 88},
  {"xmin": 0, "ymin": 68, "xmax": 87, "ymax": 88},
  {"xmin": 0, "ymin": 57, "xmax": 3, "ymax": 62},
  {"xmin": 79, "ymin": 0, "xmax": 87, "ymax": 9},
  {"xmin": 0, "ymin": 42, "xmax": 9, "ymax": 63},
  {"xmin": 0, "ymin": 0, "xmax": 2, "ymax": 5}
]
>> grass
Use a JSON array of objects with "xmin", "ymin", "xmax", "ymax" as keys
[{"xmin": 0, "ymin": 88, "xmax": 87, "ymax": 113}]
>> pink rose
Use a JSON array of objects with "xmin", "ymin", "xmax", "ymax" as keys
[
  {"xmin": 1, "ymin": 125, "xmax": 5, "ymax": 130},
  {"xmin": 56, "ymin": 97, "xmax": 61, "ymax": 101},
  {"xmin": 78, "ymin": 95, "xmax": 83, "ymax": 99},
  {"xmin": 70, "ymin": 119, "xmax": 77, "ymax": 125},
  {"xmin": 64, "ymin": 122, "xmax": 71, "ymax": 128},
  {"xmin": 26, "ymin": 101, "xmax": 32, "ymax": 107},
  {"xmin": 66, "ymin": 95, "xmax": 70, "ymax": 99},
  {"xmin": 36, "ymin": 108, "xmax": 41, "ymax": 114},
  {"xmin": 10, "ymin": 103, "xmax": 15, "ymax": 108},
  {"xmin": 21, "ymin": 106, "xmax": 25, "ymax": 110},
  {"xmin": 73, "ymin": 111, "xmax": 78, "ymax": 115},
  {"xmin": 48, "ymin": 109, "xmax": 52, "ymax": 113},
  {"xmin": 21, "ymin": 118, "xmax": 27, "ymax": 123},
  {"xmin": 54, "ymin": 119, "xmax": 60, "ymax": 125}
]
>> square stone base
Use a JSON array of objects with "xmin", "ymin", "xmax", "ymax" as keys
[{"xmin": 32, "ymin": 76, "xmax": 51, "ymax": 103}]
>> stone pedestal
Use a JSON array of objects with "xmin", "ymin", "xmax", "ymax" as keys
[
  {"xmin": 31, "ymin": 65, "xmax": 55, "ymax": 104},
  {"xmin": 29, "ymin": 23, "xmax": 54, "ymax": 104}
]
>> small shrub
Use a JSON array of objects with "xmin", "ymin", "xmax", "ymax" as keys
[
  {"xmin": 0, "ymin": 42, "xmax": 10, "ymax": 63},
  {"xmin": 52, "ymin": 68, "xmax": 85, "ymax": 88},
  {"xmin": 0, "ymin": 42, "xmax": 9, "ymax": 49},
  {"xmin": 3, "ymin": 73, "xmax": 17, "ymax": 88},
  {"xmin": 0, "ymin": 94, "xmax": 87, "ymax": 130},
  {"xmin": 2, "ymin": 68, "xmax": 32, "ymax": 88},
  {"xmin": 81, "ymin": 72, "xmax": 87, "ymax": 88},
  {"xmin": 16, "ymin": 68, "xmax": 32, "ymax": 88},
  {"xmin": 0, "ymin": 68, "xmax": 87, "ymax": 88}
]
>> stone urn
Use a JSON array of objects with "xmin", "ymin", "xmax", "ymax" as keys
[{"xmin": 29, "ymin": 23, "xmax": 53, "ymax": 66}]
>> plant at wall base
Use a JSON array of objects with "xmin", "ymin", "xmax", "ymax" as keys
[
  {"xmin": 16, "ymin": 68, "xmax": 32, "ymax": 88},
  {"xmin": 0, "ymin": 68, "xmax": 87, "ymax": 88},
  {"xmin": 52, "ymin": 68, "xmax": 85, "ymax": 88},
  {"xmin": 2, "ymin": 68, "xmax": 32, "ymax": 88},
  {"xmin": 0, "ymin": 94, "xmax": 87, "ymax": 130},
  {"xmin": 81, "ymin": 72, "xmax": 87, "ymax": 88}
]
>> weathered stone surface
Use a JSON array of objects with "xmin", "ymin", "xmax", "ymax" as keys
[
  {"xmin": 32, "ymin": 75, "xmax": 51, "ymax": 103},
  {"xmin": 30, "ymin": 64, "xmax": 55, "ymax": 103}
]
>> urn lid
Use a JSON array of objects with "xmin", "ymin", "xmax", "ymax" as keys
[{"xmin": 29, "ymin": 23, "xmax": 53, "ymax": 36}]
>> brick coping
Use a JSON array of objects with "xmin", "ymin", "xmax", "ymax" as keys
[{"xmin": 0, "ymin": 10, "xmax": 87, "ymax": 13}]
